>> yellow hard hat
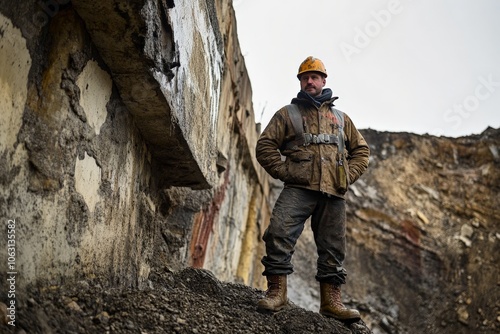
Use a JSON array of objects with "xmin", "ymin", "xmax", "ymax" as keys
[{"xmin": 297, "ymin": 56, "xmax": 327, "ymax": 79}]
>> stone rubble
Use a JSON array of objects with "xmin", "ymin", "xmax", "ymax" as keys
[{"xmin": 1, "ymin": 268, "xmax": 373, "ymax": 334}]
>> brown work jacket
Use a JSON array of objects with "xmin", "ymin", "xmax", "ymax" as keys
[{"xmin": 256, "ymin": 97, "xmax": 370, "ymax": 198}]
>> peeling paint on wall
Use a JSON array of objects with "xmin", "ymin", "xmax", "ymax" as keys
[
  {"xmin": 0, "ymin": 13, "xmax": 32, "ymax": 151},
  {"xmin": 74, "ymin": 152, "xmax": 102, "ymax": 212},
  {"xmin": 76, "ymin": 60, "xmax": 113, "ymax": 135}
]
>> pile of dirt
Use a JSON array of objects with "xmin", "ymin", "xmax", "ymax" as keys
[{"xmin": 2, "ymin": 267, "xmax": 373, "ymax": 333}]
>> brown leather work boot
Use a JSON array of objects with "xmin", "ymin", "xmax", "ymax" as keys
[
  {"xmin": 257, "ymin": 275, "xmax": 287, "ymax": 312},
  {"xmin": 319, "ymin": 282, "xmax": 361, "ymax": 321}
]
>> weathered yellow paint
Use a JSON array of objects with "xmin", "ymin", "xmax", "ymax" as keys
[
  {"xmin": 0, "ymin": 13, "xmax": 31, "ymax": 151},
  {"xmin": 237, "ymin": 186, "xmax": 267, "ymax": 290},
  {"xmin": 236, "ymin": 187, "xmax": 257, "ymax": 285},
  {"xmin": 74, "ymin": 152, "xmax": 101, "ymax": 213},
  {"xmin": 76, "ymin": 60, "xmax": 113, "ymax": 135}
]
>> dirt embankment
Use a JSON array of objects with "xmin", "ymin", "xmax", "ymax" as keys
[{"xmin": 1, "ymin": 267, "xmax": 373, "ymax": 334}]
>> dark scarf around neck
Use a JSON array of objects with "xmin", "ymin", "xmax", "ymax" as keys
[{"xmin": 297, "ymin": 88, "xmax": 333, "ymax": 107}]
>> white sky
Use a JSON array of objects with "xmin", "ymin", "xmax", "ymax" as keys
[{"xmin": 233, "ymin": 0, "xmax": 500, "ymax": 137}]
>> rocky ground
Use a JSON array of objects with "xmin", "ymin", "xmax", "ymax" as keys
[{"xmin": 1, "ymin": 267, "xmax": 373, "ymax": 334}]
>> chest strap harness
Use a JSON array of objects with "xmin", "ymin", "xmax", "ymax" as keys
[
  {"xmin": 286, "ymin": 104, "xmax": 345, "ymax": 151},
  {"xmin": 304, "ymin": 133, "xmax": 339, "ymax": 145}
]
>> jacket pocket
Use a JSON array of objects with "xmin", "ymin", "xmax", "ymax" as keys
[
  {"xmin": 335, "ymin": 153, "xmax": 350, "ymax": 194},
  {"xmin": 284, "ymin": 151, "xmax": 313, "ymax": 185}
]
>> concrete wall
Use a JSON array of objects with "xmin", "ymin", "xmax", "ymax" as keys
[{"xmin": 0, "ymin": 0, "xmax": 272, "ymax": 291}]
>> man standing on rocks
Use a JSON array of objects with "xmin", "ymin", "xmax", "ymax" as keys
[{"xmin": 255, "ymin": 56, "xmax": 370, "ymax": 321}]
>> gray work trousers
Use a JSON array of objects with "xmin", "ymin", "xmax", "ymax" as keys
[{"xmin": 261, "ymin": 187, "xmax": 348, "ymax": 285}]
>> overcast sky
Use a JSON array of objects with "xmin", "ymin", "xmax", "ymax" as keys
[{"xmin": 233, "ymin": 0, "xmax": 500, "ymax": 137}]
